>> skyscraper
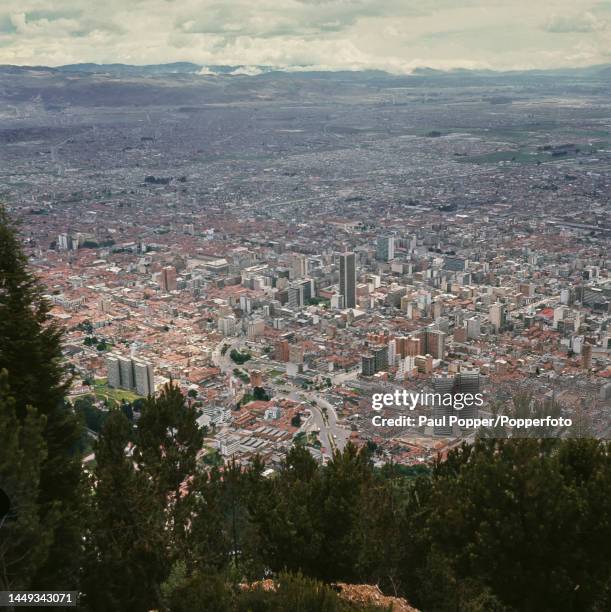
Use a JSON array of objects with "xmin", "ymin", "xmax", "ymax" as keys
[
  {"xmin": 489, "ymin": 302, "xmax": 506, "ymax": 333},
  {"xmin": 291, "ymin": 254, "xmax": 308, "ymax": 279},
  {"xmin": 160, "ymin": 266, "xmax": 177, "ymax": 292},
  {"xmin": 339, "ymin": 252, "xmax": 357, "ymax": 309},
  {"xmin": 419, "ymin": 327, "xmax": 446, "ymax": 360},
  {"xmin": 376, "ymin": 236, "xmax": 395, "ymax": 262}
]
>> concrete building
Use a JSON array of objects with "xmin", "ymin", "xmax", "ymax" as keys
[
  {"xmin": 376, "ymin": 236, "xmax": 395, "ymax": 262},
  {"xmin": 339, "ymin": 252, "xmax": 357, "ymax": 309}
]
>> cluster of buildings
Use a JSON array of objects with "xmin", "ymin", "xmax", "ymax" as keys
[{"xmin": 4, "ymin": 69, "xmax": 610, "ymax": 468}]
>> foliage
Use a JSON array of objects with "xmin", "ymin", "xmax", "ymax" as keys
[
  {"xmin": 0, "ymin": 371, "xmax": 54, "ymax": 591},
  {"xmin": 0, "ymin": 206, "xmax": 84, "ymax": 589},
  {"xmin": 230, "ymin": 349, "xmax": 251, "ymax": 365}
]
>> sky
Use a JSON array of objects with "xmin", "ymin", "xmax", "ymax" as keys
[{"xmin": 1, "ymin": 0, "xmax": 611, "ymax": 72}]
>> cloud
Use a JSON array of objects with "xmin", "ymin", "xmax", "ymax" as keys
[
  {"xmin": 229, "ymin": 65, "xmax": 264, "ymax": 75},
  {"xmin": 0, "ymin": 1, "xmax": 610, "ymax": 71},
  {"xmin": 544, "ymin": 11, "xmax": 607, "ymax": 33}
]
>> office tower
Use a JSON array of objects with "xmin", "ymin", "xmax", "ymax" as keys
[
  {"xmin": 454, "ymin": 325, "xmax": 467, "ymax": 342},
  {"xmin": 58, "ymin": 233, "xmax": 70, "ymax": 251},
  {"xmin": 287, "ymin": 284, "xmax": 304, "ymax": 309},
  {"xmin": 466, "ymin": 317, "xmax": 481, "ymax": 339},
  {"xmin": 247, "ymin": 319, "xmax": 264, "ymax": 339},
  {"xmin": 582, "ymin": 343, "xmax": 593, "ymax": 369},
  {"xmin": 388, "ymin": 338, "xmax": 396, "ymax": 367},
  {"xmin": 560, "ymin": 288, "xmax": 573, "ymax": 306},
  {"xmin": 432, "ymin": 368, "xmax": 481, "ymax": 436},
  {"xmin": 218, "ymin": 315, "xmax": 236, "ymax": 336},
  {"xmin": 489, "ymin": 302, "xmax": 506, "ymax": 333},
  {"xmin": 455, "ymin": 367, "xmax": 480, "ymax": 420},
  {"xmin": 432, "ymin": 374, "xmax": 454, "ymax": 436},
  {"xmin": 291, "ymin": 254, "xmax": 308, "ymax": 279},
  {"xmin": 376, "ymin": 236, "xmax": 395, "ymax": 262},
  {"xmin": 406, "ymin": 336, "xmax": 421, "ymax": 356},
  {"xmin": 300, "ymin": 278, "xmax": 315, "ymax": 302},
  {"xmin": 133, "ymin": 359, "xmax": 155, "ymax": 396},
  {"xmin": 420, "ymin": 327, "xmax": 446, "ymax": 360},
  {"xmin": 339, "ymin": 252, "xmax": 357, "ymax": 309},
  {"xmin": 361, "ymin": 354, "xmax": 376, "ymax": 376},
  {"xmin": 275, "ymin": 339, "xmax": 290, "ymax": 362},
  {"xmin": 160, "ymin": 265, "xmax": 177, "ymax": 292},
  {"xmin": 373, "ymin": 345, "xmax": 388, "ymax": 372}
]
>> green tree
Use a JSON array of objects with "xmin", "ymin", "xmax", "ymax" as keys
[
  {"xmin": 83, "ymin": 411, "xmax": 167, "ymax": 611},
  {"xmin": 401, "ymin": 438, "xmax": 611, "ymax": 611},
  {"xmin": 230, "ymin": 349, "xmax": 251, "ymax": 365},
  {"xmin": 136, "ymin": 383, "xmax": 204, "ymax": 559},
  {"xmin": 0, "ymin": 371, "xmax": 54, "ymax": 590},
  {"xmin": 0, "ymin": 206, "xmax": 84, "ymax": 589}
]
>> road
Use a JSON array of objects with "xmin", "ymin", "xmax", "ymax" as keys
[{"xmin": 215, "ymin": 336, "xmax": 350, "ymax": 456}]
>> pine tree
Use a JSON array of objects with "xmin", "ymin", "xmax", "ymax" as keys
[
  {"xmin": 135, "ymin": 382, "xmax": 204, "ymax": 558},
  {"xmin": 0, "ymin": 370, "xmax": 53, "ymax": 590},
  {"xmin": 0, "ymin": 206, "xmax": 84, "ymax": 589},
  {"xmin": 83, "ymin": 410, "xmax": 168, "ymax": 612}
]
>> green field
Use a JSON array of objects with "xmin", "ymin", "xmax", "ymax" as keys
[{"xmin": 91, "ymin": 378, "xmax": 142, "ymax": 404}]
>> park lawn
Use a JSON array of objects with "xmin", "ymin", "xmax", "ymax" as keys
[{"xmin": 92, "ymin": 378, "xmax": 142, "ymax": 404}]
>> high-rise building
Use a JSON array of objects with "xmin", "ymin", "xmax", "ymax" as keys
[
  {"xmin": 339, "ymin": 252, "xmax": 357, "ymax": 309},
  {"xmin": 466, "ymin": 317, "xmax": 481, "ymax": 339},
  {"xmin": 582, "ymin": 343, "xmax": 593, "ymax": 369},
  {"xmin": 118, "ymin": 355, "xmax": 134, "ymax": 390},
  {"xmin": 218, "ymin": 315, "xmax": 237, "ymax": 336},
  {"xmin": 133, "ymin": 359, "xmax": 155, "ymax": 396},
  {"xmin": 160, "ymin": 266, "xmax": 177, "ymax": 292},
  {"xmin": 373, "ymin": 345, "xmax": 388, "ymax": 372},
  {"xmin": 291, "ymin": 254, "xmax": 308, "ymax": 279},
  {"xmin": 432, "ymin": 374, "xmax": 454, "ymax": 436},
  {"xmin": 287, "ymin": 284, "xmax": 304, "ymax": 309},
  {"xmin": 405, "ymin": 336, "xmax": 421, "ymax": 357},
  {"xmin": 361, "ymin": 354, "xmax": 376, "ymax": 376},
  {"xmin": 455, "ymin": 367, "xmax": 480, "ymax": 420},
  {"xmin": 489, "ymin": 303, "xmax": 506, "ymax": 333},
  {"xmin": 106, "ymin": 353, "xmax": 155, "ymax": 396},
  {"xmin": 388, "ymin": 338, "xmax": 396, "ymax": 367},
  {"xmin": 432, "ymin": 367, "xmax": 481, "ymax": 436},
  {"xmin": 58, "ymin": 233, "xmax": 71, "ymax": 251},
  {"xmin": 275, "ymin": 339, "xmax": 290, "ymax": 362},
  {"xmin": 376, "ymin": 236, "xmax": 395, "ymax": 262},
  {"xmin": 420, "ymin": 327, "xmax": 446, "ymax": 360},
  {"xmin": 247, "ymin": 319, "xmax": 264, "ymax": 339},
  {"xmin": 106, "ymin": 354, "xmax": 121, "ymax": 388},
  {"xmin": 250, "ymin": 370, "xmax": 263, "ymax": 387}
]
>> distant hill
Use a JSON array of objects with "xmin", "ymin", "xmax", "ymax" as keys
[{"xmin": 2, "ymin": 61, "xmax": 611, "ymax": 80}]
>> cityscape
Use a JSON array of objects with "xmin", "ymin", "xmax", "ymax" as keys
[
  {"xmin": 2, "ymin": 62, "xmax": 610, "ymax": 473},
  {"xmin": 2, "ymin": 2, "xmax": 611, "ymax": 605}
]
